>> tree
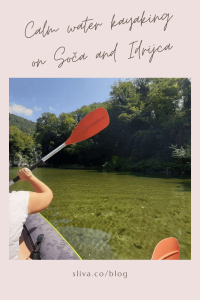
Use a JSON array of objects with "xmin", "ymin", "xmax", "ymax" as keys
[
  {"xmin": 170, "ymin": 142, "xmax": 191, "ymax": 160},
  {"xmin": 9, "ymin": 124, "xmax": 35, "ymax": 165},
  {"xmin": 29, "ymin": 78, "xmax": 191, "ymax": 171},
  {"xmin": 9, "ymin": 113, "xmax": 36, "ymax": 134}
]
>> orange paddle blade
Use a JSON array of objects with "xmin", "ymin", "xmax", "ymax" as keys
[
  {"xmin": 152, "ymin": 237, "xmax": 180, "ymax": 260},
  {"xmin": 65, "ymin": 108, "xmax": 110, "ymax": 146}
]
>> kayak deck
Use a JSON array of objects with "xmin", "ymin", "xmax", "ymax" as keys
[{"xmin": 23, "ymin": 213, "xmax": 81, "ymax": 260}]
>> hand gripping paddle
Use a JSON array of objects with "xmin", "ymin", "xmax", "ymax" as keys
[
  {"xmin": 151, "ymin": 237, "xmax": 180, "ymax": 260},
  {"xmin": 9, "ymin": 107, "xmax": 110, "ymax": 187}
]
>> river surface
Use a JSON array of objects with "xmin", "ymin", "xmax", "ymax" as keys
[{"xmin": 9, "ymin": 167, "xmax": 191, "ymax": 260}]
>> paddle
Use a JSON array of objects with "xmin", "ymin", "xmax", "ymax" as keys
[
  {"xmin": 9, "ymin": 107, "xmax": 110, "ymax": 187},
  {"xmin": 151, "ymin": 237, "xmax": 180, "ymax": 260}
]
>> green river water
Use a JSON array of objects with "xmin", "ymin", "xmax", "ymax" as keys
[{"xmin": 9, "ymin": 167, "xmax": 191, "ymax": 260}]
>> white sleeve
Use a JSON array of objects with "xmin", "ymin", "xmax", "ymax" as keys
[{"xmin": 16, "ymin": 191, "xmax": 30, "ymax": 216}]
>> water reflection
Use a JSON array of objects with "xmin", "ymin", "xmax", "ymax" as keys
[{"xmin": 177, "ymin": 181, "xmax": 191, "ymax": 192}]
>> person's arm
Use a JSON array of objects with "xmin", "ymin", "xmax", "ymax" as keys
[{"xmin": 17, "ymin": 168, "xmax": 53, "ymax": 215}]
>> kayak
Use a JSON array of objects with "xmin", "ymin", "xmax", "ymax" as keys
[{"xmin": 22, "ymin": 213, "xmax": 82, "ymax": 260}]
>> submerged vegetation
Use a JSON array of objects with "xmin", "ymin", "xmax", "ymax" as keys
[
  {"xmin": 9, "ymin": 78, "xmax": 191, "ymax": 173},
  {"xmin": 9, "ymin": 167, "xmax": 191, "ymax": 259}
]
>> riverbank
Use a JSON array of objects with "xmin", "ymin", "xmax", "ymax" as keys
[
  {"xmin": 42, "ymin": 157, "xmax": 191, "ymax": 175},
  {"xmin": 10, "ymin": 156, "xmax": 191, "ymax": 175},
  {"xmin": 103, "ymin": 157, "xmax": 191, "ymax": 174}
]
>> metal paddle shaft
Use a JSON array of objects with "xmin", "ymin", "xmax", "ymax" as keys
[
  {"xmin": 9, "ymin": 143, "xmax": 66, "ymax": 187},
  {"xmin": 9, "ymin": 108, "xmax": 109, "ymax": 187}
]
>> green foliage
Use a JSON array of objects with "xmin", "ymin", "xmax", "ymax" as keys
[
  {"xmin": 170, "ymin": 143, "xmax": 191, "ymax": 160},
  {"xmin": 103, "ymin": 156, "xmax": 134, "ymax": 171},
  {"xmin": 145, "ymin": 78, "xmax": 181, "ymax": 121},
  {"xmin": 104, "ymin": 157, "xmax": 191, "ymax": 172},
  {"xmin": 9, "ymin": 113, "xmax": 36, "ymax": 134},
  {"xmin": 9, "ymin": 78, "xmax": 191, "ymax": 173},
  {"xmin": 9, "ymin": 124, "xmax": 35, "ymax": 165},
  {"xmin": 130, "ymin": 159, "xmax": 179, "ymax": 172},
  {"xmin": 170, "ymin": 143, "xmax": 191, "ymax": 171}
]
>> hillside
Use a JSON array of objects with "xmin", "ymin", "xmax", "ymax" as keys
[{"xmin": 9, "ymin": 113, "xmax": 36, "ymax": 134}]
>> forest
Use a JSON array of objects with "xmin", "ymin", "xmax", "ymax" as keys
[
  {"xmin": 9, "ymin": 113, "xmax": 36, "ymax": 134},
  {"xmin": 9, "ymin": 78, "xmax": 191, "ymax": 172}
]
